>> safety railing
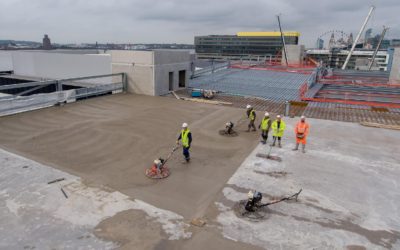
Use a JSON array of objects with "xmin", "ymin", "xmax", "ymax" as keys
[{"xmin": 0, "ymin": 73, "xmax": 126, "ymax": 116}]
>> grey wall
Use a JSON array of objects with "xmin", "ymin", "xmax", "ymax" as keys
[
  {"xmin": 11, "ymin": 51, "xmax": 112, "ymax": 84},
  {"xmin": 153, "ymin": 50, "xmax": 192, "ymax": 96},
  {"xmin": 389, "ymin": 48, "xmax": 400, "ymax": 82},
  {"xmin": 282, "ymin": 45, "xmax": 305, "ymax": 65},
  {"xmin": 110, "ymin": 50, "xmax": 155, "ymax": 95},
  {"xmin": 110, "ymin": 50, "xmax": 192, "ymax": 96},
  {"xmin": 0, "ymin": 51, "xmax": 13, "ymax": 71}
]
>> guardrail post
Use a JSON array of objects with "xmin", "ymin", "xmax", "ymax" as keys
[
  {"xmin": 56, "ymin": 81, "xmax": 62, "ymax": 92},
  {"xmin": 122, "ymin": 73, "xmax": 128, "ymax": 92},
  {"xmin": 285, "ymin": 101, "xmax": 291, "ymax": 117}
]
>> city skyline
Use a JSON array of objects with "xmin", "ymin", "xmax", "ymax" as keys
[{"xmin": 1, "ymin": 0, "xmax": 399, "ymax": 47}]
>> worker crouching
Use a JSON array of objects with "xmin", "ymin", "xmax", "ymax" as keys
[
  {"xmin": 293, "ymin": 116, "xmax": 310, "ymax": 153},
  {"xmin": 177, "ymin": 123, "xmax": 192, "ymax": 163}
]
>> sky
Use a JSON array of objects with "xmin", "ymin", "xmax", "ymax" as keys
[{"xmin": 0, "ymin": 0, "xmax": 399, "ymax": 47}]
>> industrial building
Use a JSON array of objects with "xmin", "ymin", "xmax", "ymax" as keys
[
  {"xmin": 195, "ymin": 31, "xmax": 299, "ymax": 59},
  {"xmin": 306, "ymin": 49, "xmax": 391, "ymax": 71}
]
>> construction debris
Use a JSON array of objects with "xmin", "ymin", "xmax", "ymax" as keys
[
  {"xmin": 256, "ymin": 146, "xmax": 282, "ymax": 162},
  {"xmin": 60, "ymin": 187, "xmax": 68, "ymax": 199},
  {"xmin": 360, "ymin": 122, "xmax": 400, "ymax": 130},
  {"xmin": 181, "ymin": 97, "xmax": 232, "ymax": 106},
  {"xmin": 190, "ymin": 218, "xmax": 206, "ymax": 227},
  {"xmin": 170, "ymin": 91, "xmax": 181, "ymax": 100},
  {"xmin": 47, "ymin": 177, "xmax": 65, "ymax": 184}
]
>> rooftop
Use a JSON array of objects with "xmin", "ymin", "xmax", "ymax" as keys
[
  {"xmin": 237, "ymin": 31, "xmax": 300, "ymax": 37},
  {"xmin": 0, "ymin": 93, "xmax": 399, "ymax": 249}
]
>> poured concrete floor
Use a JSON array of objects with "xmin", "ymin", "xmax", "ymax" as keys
[{"xmin": 0, "ymin": 93, "xmax": 399, "ymax": 249}]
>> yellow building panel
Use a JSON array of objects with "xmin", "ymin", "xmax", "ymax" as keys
[{"xmin": 237, "ymin": 32, "xmax": 300, "ymax": 37}]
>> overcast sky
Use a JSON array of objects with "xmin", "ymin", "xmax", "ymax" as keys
[{"xmin": 0, "ymin": 0, "xmax": 399, "ymax": 47}]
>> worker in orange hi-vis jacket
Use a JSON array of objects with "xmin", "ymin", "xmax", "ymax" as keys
[{"xmin": 293, "ymin": 116, "xmax": 310, "ymax": 153}]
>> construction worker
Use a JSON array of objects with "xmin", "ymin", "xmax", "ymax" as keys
[
  {"xmin": 271, "ymin": 115, "xmax": 286, "ymax": 148},
  {"xmin": 259, "ymin": 112, "xmax": 272, "ymax": 144},
  {"xmin": 151, "ymin": 158, "xmax": 165, "ymax": 175},
  {"xmin": 176, "ymin": 123, "xmax": 192, "ymax": 163},
  {"xmin": 293, "ymin": 115, "xmax": 310, "ymax": 153},
  {"xmin": 245, "ymin": 190, "xmax": 263, "ymax": 212},
  {"xmin": 246, "ymin": 104, "xmax": 256, "ymax": 132},
  {"xmin": 225, "ymin": 121, "xmax": 234, "ymax": 135}
]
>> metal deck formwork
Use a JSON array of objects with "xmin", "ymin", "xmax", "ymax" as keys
[
  {"xmin": 170, "ymin": 89, "xmax": 400, "ymax": 125},
  {"xmin": 302, "ymin": 68, "xmax": 400, "ymax": 108},
  {"xmin": 189, "ymin": 68, "xmax": 315, "ymax": 101},
  {"xmin": 315, "ymin": 84, "xmax": 400, "ymax": 104}
]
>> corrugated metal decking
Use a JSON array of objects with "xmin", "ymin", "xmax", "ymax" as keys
[{"xmin": 189, "ymin": 68, "xmax": 313, "ymax": 101}]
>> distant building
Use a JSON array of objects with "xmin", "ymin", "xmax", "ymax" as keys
[
  {"xmin": 194, "ymin": 31, "xmax": 300, "ymax": 59},
  {"xmin": 328, "ymin": 33, "xmax": 335, "ymax": 50},
  {"xmin": 316, "ymin": 38, "xmax": 324, "ymax": 49},
  {"xmin": 347, "ymin": 33, "xmax": 354, "ymax": 46},
  {"xmin": 364, "ymin": 28, "xmax": 372, "ymax": 45},
  {"xmin": 306, "ymin": 49, "xmax": 390, "ymax": 71},
  {"xmin": 42, "ymin": 34, "xmax": 52, "ymax": 50},
  {"xmin": 391, "ymin": 39, "xmax": 400, "ymax": 47}
]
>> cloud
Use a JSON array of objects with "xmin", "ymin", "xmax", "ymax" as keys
[{"xmin": 0, "ymin": 0, "xmax": 398, "ymax": 46}]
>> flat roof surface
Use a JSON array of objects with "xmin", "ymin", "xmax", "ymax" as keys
[
  {"xmin": 237, "ymin": 31, "xmax": 300, "ymax": 37},
  {"xmin": 0, "ymin": 94, "xmax": 399, "ymax": 249}
]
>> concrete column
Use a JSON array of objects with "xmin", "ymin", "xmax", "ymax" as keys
[{"xmin": 389, "ymin": 48, "xmax": 400, "ymax": 83}]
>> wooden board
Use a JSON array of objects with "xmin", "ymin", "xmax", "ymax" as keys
[{"xmin": 360, "ymin": 122, "xmax": 400, "ymax": 131}]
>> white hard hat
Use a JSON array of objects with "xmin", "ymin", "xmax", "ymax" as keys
[
  {"xmin": 182, "ymin": 123, "xmax": 188, "ymax": 128},
  {"xmin": 226, "ymin": 122, "xmax": 230, "ymax": 126},
  {"xmin": 277, "ymin": 115, "xmax": 281, "ymax": 118},
  {"xmin": 154, "ymin": 159, "xmax": 161, "ymax": 165},
  {"xmin": 301, "ymin": 115, "xmax": 306, "ymax": 119},
  {"xmin": 247, "ymin": 190, "xmax": 254, "ymax": 199},
  {"xmin": 264, "ymin": 112, "xmax": 269, "ymax": 116},
  {"xmin": 246, "ymin": 104, "xmax": 252, "ymax": 109}
]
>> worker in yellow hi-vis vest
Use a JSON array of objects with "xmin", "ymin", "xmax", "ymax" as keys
[
  {"xmin": 176, "ymin": 123, "xmax": 192, "ymax": 163},
  {"xmin": 246, "ymin": 104, "xmax": 257, "ymax": 132},
  {"xmin": 259, "ymin": 112, "xmax": 272, "ymax": 144},
  {"xmin": 271, "ymin": 115, "xmax": 286, "ymax": 148}
]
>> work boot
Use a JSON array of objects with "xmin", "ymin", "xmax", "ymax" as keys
[
  {"xmin": 292, "ymin": 143, "xmax": 299, "ymax": 151},
  {"xmin": 278, "ymin": 141, "xmax": 282, "ymax": 148},
  {"xmin": 270, "ymin": 142, "xmax": 275, "ymax": 147},
  {"xmin": 302, "ymin": 144, "xmax": 306, "ymax": 153}
]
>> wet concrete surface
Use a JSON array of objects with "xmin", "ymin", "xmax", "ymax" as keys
[{"xmin": 1, "ymin": 93, "xmax": 400, "ymax": 249}]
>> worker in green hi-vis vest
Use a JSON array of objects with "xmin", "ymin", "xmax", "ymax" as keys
[
  {"xmin": 259, "ymin": 112, "xmax": 272, "ymax": 144},
  {"xmin": 271, "ymin": 115, "xmax": 286, "ymax": 148},
  {"xmin": 176, "ymin": 123, "xmax": 192, "ymax": 163},
  {"xmin": 246, "ymin": 104, "xmax": 257, "ymax": 132}
]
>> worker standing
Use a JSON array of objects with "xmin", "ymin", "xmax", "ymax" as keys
[
  {"xmin": 246, "ymin": 104, "xmax": 257, "ymax": 132},
  {"xmin": 259, "ymin": 112, "xmax": 272, "ymax": 144},
  {"xmin": 293, "ymin": 116, "xmax": 310, "ymax": 153},
  {"xmin": 271, "ymin": 115, "xmax": 286, "ymax": 148},
  {"xmin": 177, "ymin": 123, "xmax": 192, "ymax": 163}
]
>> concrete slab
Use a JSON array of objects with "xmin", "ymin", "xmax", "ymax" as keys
[
  {"xmin": 0, "ymin": 93, "xmax": 259, "ymax": 219},
  {"xmin": 215, "ymin": 118, "xmax": 400, "ymax": 249},
  {"xmin": 1, "ymin": 93, "xmax": 399, "ymax": 249},
  {"xmin": 0, "ymin": 148, "xmax": 191, "ymax": 249}
]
